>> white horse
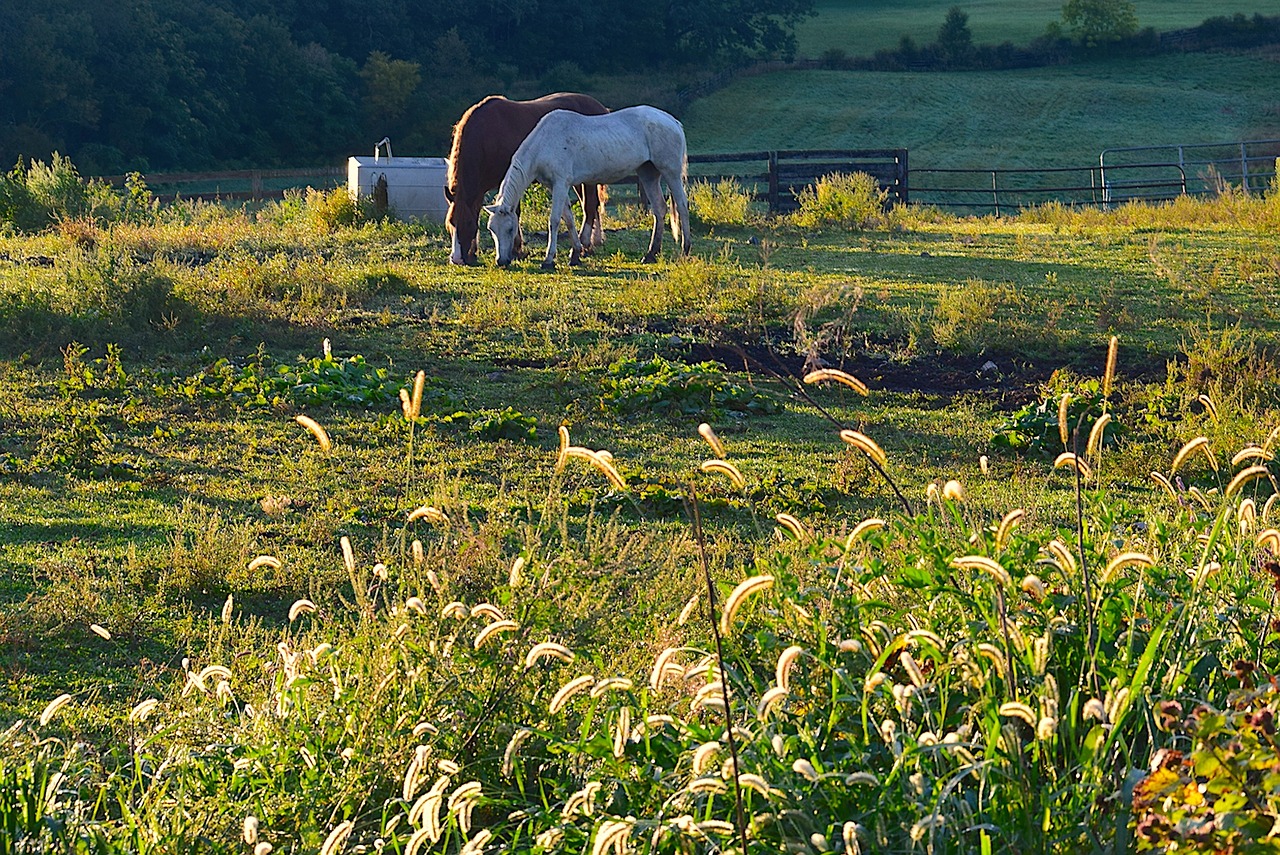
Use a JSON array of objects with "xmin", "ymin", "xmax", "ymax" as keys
[{"xmin": 485, "ymin": 106, "xmax": 691, "ymax": 270}]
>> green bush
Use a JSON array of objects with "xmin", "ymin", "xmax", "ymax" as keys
[
  {"xmin": 600, "ymin": 355, "xmax": 779, "ymax": 418},
  {"xmin": 688, "ymin": 178, "xmax": 755, "ymax": 227},
  {"xmin": 790, "ymin": 172, "xmax": 888, "ymax": 230}
]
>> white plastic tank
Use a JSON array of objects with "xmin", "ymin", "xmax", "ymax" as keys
[{"xmin": 347, "ymin": 140, "xmax": 449, "ymax": 222}]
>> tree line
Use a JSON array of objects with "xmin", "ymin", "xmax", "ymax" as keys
[{"xmin": 0, "ymin": 0, "xmax": 814, "ymax": 174}]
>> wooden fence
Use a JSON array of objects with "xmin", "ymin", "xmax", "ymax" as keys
[{"xmin": 104, "ymin": 137, "xmax": 1275, "ymax": 216}]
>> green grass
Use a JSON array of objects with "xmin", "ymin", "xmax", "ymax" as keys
[
  {"xmin": 683, "ymin": 49, "xmax": 1280, "ymax": 168},
  {"xmin": 793, "ymin": 0, "xmax": 1280, "ymax": 57},
  {"xmin": 2, "ymin": 186, "xmax": 1280, "ymax": 851}
]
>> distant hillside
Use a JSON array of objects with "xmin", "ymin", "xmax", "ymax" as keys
[
  {"xmin": 681, "ymin": 50, "xmax": 1280, "ymax": 169},
  {"xmin": 793, "ymin": 0, "xmax": 1280, "ymax": 57}
]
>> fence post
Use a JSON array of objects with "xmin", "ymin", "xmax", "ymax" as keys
[
  {"xmin": 1241, "ymin": 142, "xmax": 1250, "ymax": 192},
  {"xmin": 251, "ymin": 170, "xmax": 263, "ymax": 201},
  {"xmin": 898, "ymin": 149, "xmax": 909, "ymax": 205},
  {"xmin": 991, "ymin": 171, "xmax": 999, "ymax": 217},
  {"xmin": 768, "ymin": 151, "xmax": 779, "ymax": 214}
]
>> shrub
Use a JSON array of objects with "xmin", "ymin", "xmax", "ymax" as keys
[
  {"xmin": 688, "ymin": 178, "xmax": 755, "ymax": 227},
  {"xmin": 790, "ymin": 172, "xmax": 888, "ymax": 230},
  {"xmin": 600, "ymin": 355, "xmax": 779, "ymax": 418}
]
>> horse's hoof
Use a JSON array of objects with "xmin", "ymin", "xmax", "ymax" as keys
[
  {"xmin": 540, "ymin": 261, "xmax": 556, "ymax": 271},
  {"xmin": 569, "ymin": 255, "xmax": 582, "ymax": 266},
  {"xmin": 641, "ymin": 255, "xmax": 658, "ymax": 264}
]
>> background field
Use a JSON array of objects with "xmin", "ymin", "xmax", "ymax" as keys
[
  {"xmin": 682, "ymin": 49, "xmax": 1280, "ymax": 168},
  {"xmin": 793, "ymin": 0, "xmax": 1280, "ymax": 56}
]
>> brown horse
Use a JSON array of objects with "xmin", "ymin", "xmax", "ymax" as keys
[{"xmin": 445, "ymin": 93, "xmax": 608, "ymax": 265}]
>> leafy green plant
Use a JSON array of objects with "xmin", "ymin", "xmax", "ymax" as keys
[
  {"xmin": 600, "ymin": 356, "xmax": 779, "ymax": 418},
  {"xmin": 790, "ymin": 172, "xmax": 888, "ymax": 230},
  {"xmin": 689, "ymin": 178, "xmax": 755, "ymax": 227},
  {"xmin": 175, "ymin": 343, "xmax": 404, "ymax": 409},
  {"xmin": 993, "ymin": 375, "xmax": 1119, "ymax": 456},
  {"xmin": 436, "ymin": 407, "xmax": 538, "ymax": 442}
]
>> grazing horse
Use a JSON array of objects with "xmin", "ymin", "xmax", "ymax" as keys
[
  {"xmin": 445, "ymin": 93, "xmax": 608, "ymax": 265},
  {"xmin": 485, "ymin": 106, "xmax": 691, "ymax": 270}
]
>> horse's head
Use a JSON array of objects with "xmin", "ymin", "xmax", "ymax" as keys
[
  {"xmin": 446, "ymin": 191, "xmax": 479, "ymax": 266},
  {"xmin": 484, "ymin": 203, "xmax": 519, "ymax": 268}
]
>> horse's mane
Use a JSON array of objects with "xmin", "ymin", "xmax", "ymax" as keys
[{"xmin": 446, "ymin": 95, "xmax": 507, "ymax": 191}]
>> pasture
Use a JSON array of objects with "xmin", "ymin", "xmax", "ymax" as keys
[
  {"xmin": 2, "ymin": 180, "xmax": 1280, "ymax": 852},
  {"xmin": 682, "ymin": 49, "xmax": 1280, "ymax": 169},
  {"xmin": 793, "ymin": 0, "xmax": 1280, "ymax": 57}
]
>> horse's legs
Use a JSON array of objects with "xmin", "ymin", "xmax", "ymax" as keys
[
  {"xmin": 562, "ymin": 197, "xmax": 585, "ymax": 267},
  {"xmin": 579, "ymin": 184, "xmax": 605, "ymax": 251},
  {"xmin": 666, "ymin": 172, "xmax": 692, "ymax": 255},
  {"xmin": 543, "ymin": 183, "xmax": 572, "ymax": 270},
  {"xmin": 637, "ymin": 164, "xmax": 665, "ymax": 264},
  {"xmin": 514, "ymin": 200, "xmax": 527, "ymax": 259}
]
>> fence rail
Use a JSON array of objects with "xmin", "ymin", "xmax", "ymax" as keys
[{"xmin": 102, "ymin": 137, "xmax": 1277, "ymax": 215}]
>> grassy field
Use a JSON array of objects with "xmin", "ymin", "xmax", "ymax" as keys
[
  {"xmin": 2, "ymin": 179, "xmax": 1280, "ymax": 852},
  {"xmin": 793, "ymin": 0, "xmax": 1280, "ymax": 57},
  {"xmin": 681, "ymin": 49, "xmax": 1280, "ymax": 168}
]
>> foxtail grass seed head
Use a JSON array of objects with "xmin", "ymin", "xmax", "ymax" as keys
[
  {"xmin": 1021, "ymin": 574, "xmax": 1047, "ymax": 600},
  {"xmin": 1227, "ymin": 464, "xmax": 1270, "ymax": 497},
  {"xmin": 247, "ymin": 555, "xmax": 282, "ymax": 572},
  {"xmin": 471, "ymin": 603, "xmax": 504, "ymax": 621},
  {"xmin": 400, "ymin": 387, "xmax": 412, "ymax": 419},
  {"xmin": 901, "ymin": 651, "xmax": 925, "ymax": 688},
  {"xmin": 677, "ymin": 593, "xmax": 699, "ymax": 626},
  {"xmin": 549, "ymin": 675, "xmax": 596, "ymax": 714},
  {"xmin": 405, "ymin": 596, "xmax": 427, "ymax": 615},
  {"xmin": 295, "ymin": 414, "xmax": 332, "ymax": 452},
  {"xmin": 461, "ymin": 830, "xmax": 494, "ymax": 855},
  {"xmin": 441, "ymin": 601, "xmax": 468, "ymax": 620},
  {"xmin": 243, "ymin": 816, "xmax": 259, "ymax": 845},
  {"xmin": 318, "ymin": 821, "xmax": 354, "ymax": 855},
  {"xmin": 776, "ymin": 644, "xmax": 804, "ymax": 690},
  {"xmin": 1151, "ymin": 471, "xmax": 1178, "ymax": 500},
  {"xmin": 526, "ymin": 641, "xmax": 575, "ymax": 668},
  {"xmin": 951, "ymin": 555, "xmax": 1012, "ymax": 588},
  {"xmin": 509, "ymin": 555, "xmax": 525, "ymax": 587},
  {"xmin": 502, "ymin": 728, "xmax": 533, "ymax": 778},
  {"xmin": 448, "ymin": 782, "xmax": 483, "ymax": 834},
  {"xmin": 592, "ymin": 819, "xmax": 634, "ymax": 855},
  {"xmin": 844, "ymin": 518, "xmax": 885, "ymax": 550},
  {"xmin": 590, "ymin": 677, "xmax": 634, "ymax": 698},
  {"xmin": 1233, "ymin": 446, "xmax": 1269, "ymax": 467},
  {"xmin": 410, "ymin": 370, "xmax": 425, "ymax": 421},
  {"xmin": 980, "ymin": 454, "xmax": 989, "ymax": 475},
  {"xmin": 565, "ymin": 446, "xmax": 628, "ymax": 489},
  {"xmin": 556, "ymin": 425, "xmax": 571, "ymax": 472},
  {"xmin": 129, "ymin": 698, "xmax": 160, "ymax": 724},
  {"xmin": 792, "ymin": 758, "xmax": 819, "ymax": 782},
  {"xmin": 474, "ymin": 619, "xmax": 519, "ymax": 649},
  {"xmin": 408, "ymin": 505, "xmax": 449, "ymax": 524},
  {"xmin": 804, "ymin": 368, "xmax": 869, "ymax": 395},
  {"xmin": 839, "ymin": 429, "xmax": 888, "ymax": 467},
  {"xmin": 438, "ymin": 759, "xmax": 461, "ymax": 775},
  {"xmin": 1083, "ymin": 697, "xmax": 1108, "ymax": 723},
  {"xmin": 843, "ymin": 822, "xmax": 863, "ymax": 855},
  {"xmin": 536, "ymin": 828, "xmax": 565, "ymax": 850},
  {"xmin": 254, "ymin": 844, "xmax": 272, "ymax": 855},
  {"xmin": 288, "ymin": 599, "xmax": 316, "ymax": 621},
  {"xmin": 1103, "ymin": 335, "xmax": 1118, "ymax": 401},
  {"xmin": 650, "ymin": 648, "xmax": 684, "ymax": 691},
  {"xmin": 411, "ymin": 539, "xmax": 424, "ymax": 566},
  {"xmin": 1257, "ymin": 527, "xmax": 1280, "ymax": 554},
  {"xmin": 613, "ymin": 707, "xmax": 631, "ymax": 758},
  {"xmin": 738, "ymin": 773, "xmax": 773, "ymax": 798},
  {"xmin": 697, "ymin": 422, "xmax": 726, "ymax": 458},
  {"xmin": 1053, "ymin": 452, "xmax": 1093, "ymax": 479},
  {"xmin": 1058, "ymin": 393, "xmax": 1072, "ymax": 449},
  {"xmin": 719, "ymin": 574, "xmax": 775, "ymax": 635},
  {"xmin": 339, "ymin": 536, "xmax": 355, "ymax": 576},
  {"xmin": 1171, "ymin": 436, "xmax": 1215, "ymax": 473},
  {"xmin": 1199, "ymin": 393, "xmax": 1219, "ymax": 423},
  {"xmin": 89, "ymin": 623, "xmax": 111, "ymax": 640},
  {"xmin": 757, "ymin": 686, "xmax": 789, "ymax": 719},
  {"xmin": 699, "ymin": 459, "xmax": 745, "ymax": 490},
  {"xmin": 1037, "ymin": 716, "xmax": 1058, "ymax": 740},
  {"xmin": 692, "ymin": 741, "xmax": 721, "ymax": 775},
  {"xmin": 1102, "ymin": 551, "xmax": 1155, "ymax": 585},
  {"xmin": 995, "ymin": 508, "xmax": 1025, "ymax": 551},
  {"xmin": 999, "ymin": 701, "xmax": 1037, "ymax": 727},
  {"xmin": 911, "ymin": 815, "xmax": 945, "ymax": 843},
  {"xmin": 942, "ymin": 479, "xmax": 965, "ymax": 502},
  {"xmin": 221, "ymin": 594, "xmax": 234, "ymax": 623},
  {"xmin": 1086, "ymin": 413, "xmax": 1112, "ymax": 461},
  {"xmin": 774, "ymin": 513, "xmax": 806, "ymax": 541}
]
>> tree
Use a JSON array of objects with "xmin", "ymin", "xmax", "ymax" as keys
[
  {"xmin": 936, "ymin": 6, "xmax": 974, "ymax": 65},
  {"xmin": 1062, "ymin": 0, "xmax": 1138, "ymax": 47}
]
